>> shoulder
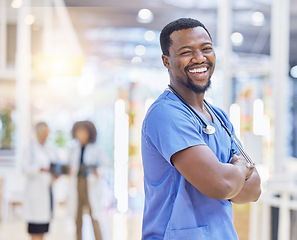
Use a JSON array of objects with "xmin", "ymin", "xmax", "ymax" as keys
[
  {"xmin": 145, "ymin": 90, "xmax": 194, "ymax": 124},
  {"xmin": 86, "ymin": 143, "xmax": 98, "ymax": 150},
  {"xmin": 142, "ymin": 91, "xmax": 201, "ymax": 145},
  {"xmin": 85, "ymin": 143, "xmax": 103, "ymax": 154},
  {"xmin": 68, "ymin": 140, "xmax": 79, "ymax": 150},
  {"xmin": 31, "ymin": 141, "xmax": 47, "ymax": 153},
  {"xmin": 67, "ymin": 141, "xmax": 80, "ymax": 157}
]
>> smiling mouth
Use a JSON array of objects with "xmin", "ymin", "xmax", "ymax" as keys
[{"xmin": 188, "ymin": 67, "xmax": 208, "ymax": 73}]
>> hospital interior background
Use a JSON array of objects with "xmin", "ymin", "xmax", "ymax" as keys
[{"xmin": 0, "ymin": 0, "xmax": 297, "ymax": 239}]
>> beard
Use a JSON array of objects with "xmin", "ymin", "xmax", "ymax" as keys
[
  {"xmin": 183, "ymin": 75, "xmax": 212, "ymax": 94},
  {"xmin": 183, "ymin": 63, "xmax": 213, "ymax": 93}
]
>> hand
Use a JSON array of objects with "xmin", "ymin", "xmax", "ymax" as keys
[
  {"xmin": 230, "ymin": 154, "xmax": 254, "ymax": 180},
  {"xmin": 52, "ymin": 174, "xmax": 59, "ymax": 180},
  {"xmin": 93, "ymin": 169, "xmax": 99, "ymax": 178},
  {"xmin": 40, "ymin": 168, "xmax": 49, "ymax": 172}
]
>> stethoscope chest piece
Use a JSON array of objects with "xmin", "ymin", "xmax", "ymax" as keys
[{"xmin": 203, "ymin": 125, "xmax": 216, "ymax": 135}]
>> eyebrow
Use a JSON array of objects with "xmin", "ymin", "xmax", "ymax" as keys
[{"xmin": 177, "ymin": 42, "xmax": 213, "ymax": 52}]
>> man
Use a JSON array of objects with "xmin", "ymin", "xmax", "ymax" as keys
[{"xmin": 141, "ymin": 18, "xmax": 261, "ymax": 240}]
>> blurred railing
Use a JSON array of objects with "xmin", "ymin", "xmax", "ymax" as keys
[{"xmin": 250, "ymin": 168, "xmax": 297, "ymax": 240}]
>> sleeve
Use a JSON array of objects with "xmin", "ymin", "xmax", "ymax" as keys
[
  {"xmin": 97, "ymin": 145, "xmax": 109, "ymax": 167},
  {"xmin": 66, "ymin": 144, "xmax": 79, "ymax": 176},
  {"xmin": 143, "ymin": 101, "xmax": 207, "ymax": 165},
  {"xmin": 94, "ymin": 144, "xmax": 109, "ymax": 177},
  {"xmin": 90, "ymin": 144, "xmax": 101, "ymax": 167}
]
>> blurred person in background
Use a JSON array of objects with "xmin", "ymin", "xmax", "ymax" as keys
[
  {"xmin": 67, "ymin": 120, "xmax": 103, "ymax": 240},
  {"xmin": 23, "ymin": 121, "xmax": 59, "ymax": 240}
]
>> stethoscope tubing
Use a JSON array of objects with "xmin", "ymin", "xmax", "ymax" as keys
[{"xmin": 203, "ymin": 100, "xmax": 255, "ymax": 167}]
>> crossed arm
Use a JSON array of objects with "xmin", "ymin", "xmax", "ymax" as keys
[
  {"xmin": 171, "ymin": 144, "xmax": 261, "ymax": 202},
  {"xmin": 229, "ymin": 166, "xmax": 261, "ymax": 204}
]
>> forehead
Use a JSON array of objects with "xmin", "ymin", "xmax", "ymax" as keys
[
  {"xmin": 38, "ymin": 125, "xmax": 49, "ymax": 132},
  {"xmin": 76, "ymin": 127, "xmax": 88, "ymax": 133},
  {"xmin": 169, "ymin": 27, "xmax": 212, "ymax": 49}
]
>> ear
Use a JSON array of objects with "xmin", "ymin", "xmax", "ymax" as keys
[{"xmin": 162, "ymin": 54, "xmax": 170, "ymax": 69}]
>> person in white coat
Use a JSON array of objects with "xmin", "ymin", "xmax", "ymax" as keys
[
  {"xmin": 68, "ymin": 120, "xmax": 103, "ymax": 240},
  {"xmin": 23, "ymin": 122, "xmax": 59, "ymax": 240}
]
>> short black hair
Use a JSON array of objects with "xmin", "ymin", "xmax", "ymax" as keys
[
  {"xmin": 160, "ymin": 18, "xmax": 212, "ymax": 56},
  {"xmin": 72, "ymin": 120, "xmax": 97, "ymax": 143}
]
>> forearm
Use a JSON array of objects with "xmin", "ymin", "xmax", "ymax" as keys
[
  {"xmin": 230, "ymin": 169, "xmax": 261, "ymax": 204},
  {"xmin": 172, "ymin": 145, "xmax": 253, "ymax": 200},
  {"xmin": 219, "ymin": 162, "xmax": 251, "ymax": 200}
]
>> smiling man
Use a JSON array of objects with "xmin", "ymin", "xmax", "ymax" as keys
[{"xmin": 141, "ymin": 18, "xmax": 261, "ymax": 240}]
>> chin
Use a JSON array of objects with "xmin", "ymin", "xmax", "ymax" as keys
[{"xmin": 188, "ymin": 80, "xmax": 211, "ymax": 94}]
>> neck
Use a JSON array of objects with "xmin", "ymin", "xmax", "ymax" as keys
[
  {"xmin": 38, "ymin": 139, "xmax": 46, "ymax": 145},
  {"xmin": 169, "ymin": 83, "xmax": 205, "ymax": 111}
]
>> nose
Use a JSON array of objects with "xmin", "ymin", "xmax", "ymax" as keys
[{"xmin": 192, "ymin": 50, "xmax": 206, "ymax": 63}]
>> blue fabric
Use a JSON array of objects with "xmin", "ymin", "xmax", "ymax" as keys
[{"xmin": 141, "ymin": 90, "xmax": 241, "ymax": 240}]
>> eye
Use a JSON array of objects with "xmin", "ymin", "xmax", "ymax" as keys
[
  {"xmin": 202, "ymin": 47, "xmax": 213, "ymax": 52},
  {"xmin": 180, "ymin": 51, "xmax": 192, "ymax": 55}
]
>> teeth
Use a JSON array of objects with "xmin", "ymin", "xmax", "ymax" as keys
[{"xmin": 189, "ymin": 67, "xmax": 207, "ymax": 73}]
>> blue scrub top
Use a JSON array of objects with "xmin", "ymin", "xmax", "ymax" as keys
[{"xmin": 141, "ymin": 90, "xmax": 241, "ymax": 240}]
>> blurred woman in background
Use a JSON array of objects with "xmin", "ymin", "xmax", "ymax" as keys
[
  {"xmin": 23, "ymin": 122, "xmax": 59, "ymax": 240},
  {"xmin": 68, "ymin": 120, "xmax": 103, "ymax": 240}
]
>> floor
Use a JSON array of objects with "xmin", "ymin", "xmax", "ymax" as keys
[
  {"xmin": 0, "ymin": 173, "xmax": 143, "ymax": 240},
  {"xmin": 0, "ymin": 203, "xmax": 142, "ymax": 240}
]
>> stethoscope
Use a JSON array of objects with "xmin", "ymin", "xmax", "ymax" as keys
[{"xmin": 168, "ymin": 85, "xmax": 255, "ymax": 168}]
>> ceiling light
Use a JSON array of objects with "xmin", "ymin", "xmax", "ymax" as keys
[
  {"xmin": 137, "ymin": 9, "xmax": 153, "ymax": 23},
  {"xmin": 11, "ymin": 0, "xmax": 22, "ymax": 8},
  {"xmin": 252, "ymin": 11, "xmax": 265, "ymax": 26},
  {"xmin": 25, "ymin": 14, "xmax": 35, "ymax": 25},
  {"xmin": 144, "ymin": 30, "xmax": 156, "ymax": 41},
  {"xmin": 131, "ymin": 57, "xmax": 142, "ymax": 64},
  {"xmin": 231, "ymin": 32, "xmax": 244, "ymax": 46},
  {"xmin": 290, "ymin": 65, "xmax": 297, "ymax": 78},
  {"xmin": 135, "ymin": 45, "xmax": 146, "ymax": 56}
]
